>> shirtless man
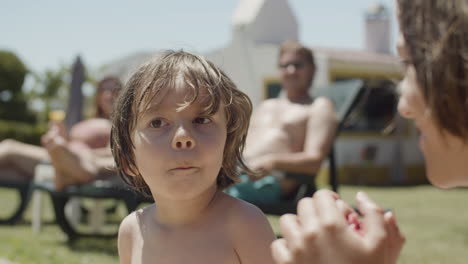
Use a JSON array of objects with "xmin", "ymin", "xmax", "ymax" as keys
[{"xmin": 227, "ymin": 40, "xmax": 337, "ymax": 203}]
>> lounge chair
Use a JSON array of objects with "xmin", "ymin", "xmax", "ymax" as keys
[
  {"xmin": 0, "ymin": 177, "xmax": 32, "ymax": 224},
  {"xmin": 31, "ymin": 166, "xmax": 151, "ymax": 241}
]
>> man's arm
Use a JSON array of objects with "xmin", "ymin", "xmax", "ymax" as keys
[{"xmin": 263, "ymin": 97, "xmax": 338, "ymax": 175}]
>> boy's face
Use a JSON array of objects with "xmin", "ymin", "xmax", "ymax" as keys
[{"xmin": 131, "ymin": 83, "xmax": 228, "ymax": 201}]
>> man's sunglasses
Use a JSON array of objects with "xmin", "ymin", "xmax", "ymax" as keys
[{"xmin": 278, "ymin": 61, "xmax": 306, "ymax": 70}]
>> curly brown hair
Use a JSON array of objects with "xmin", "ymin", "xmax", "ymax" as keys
[
  {"xmin": 110, "ymin": 50, "xmax": 254, "ymax": 197},
  {"xmin": 397, "ymin": 0, "xmax": 468, "ymax": 138}
]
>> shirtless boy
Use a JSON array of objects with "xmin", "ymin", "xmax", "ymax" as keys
[{"xmin": 110, "ymin": 50, "xmax": 275, "ymax": 264}]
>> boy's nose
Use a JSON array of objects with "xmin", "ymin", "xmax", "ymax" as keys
[
  {"xmin": 172, "ymin": 126, "xmax": 196, "ymax": 150},
  {"xmin": 397, "ymin": 97, "xmax": 412, "ymax": 119},
  {"xmin": 397, "ymin": 81, "xmax": 415, "ymax": 119}
]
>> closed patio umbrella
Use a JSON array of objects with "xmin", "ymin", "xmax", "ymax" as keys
[{"xmin": 65, "ymin": 55, "xmax": 85, "ymax": 131}]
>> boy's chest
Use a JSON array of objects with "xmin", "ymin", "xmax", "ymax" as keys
[{"xmin": 132, "ymin": 227, "xmax": 241, "ymax": 264}]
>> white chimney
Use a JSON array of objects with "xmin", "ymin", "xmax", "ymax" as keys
[
  {"xmin": 365, "ymin": 3, "xmax": 391, "ymax": 54},
  {"xmin": 231, "ymin": 0, "xmax": 298, "ymax": 45}
]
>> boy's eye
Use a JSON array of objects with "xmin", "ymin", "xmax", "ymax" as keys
[
  {"xmin": 149, "ymin": 119, "xmax": 167, "ymax": 128},
  {"xmin": 193, "ymin": 117, "xmax": 211, "ymax": 124}
]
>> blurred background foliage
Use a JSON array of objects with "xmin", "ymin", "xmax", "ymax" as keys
[{"xmin": 0, "ymin": 50, "xmax": 97, "ymax": 145}]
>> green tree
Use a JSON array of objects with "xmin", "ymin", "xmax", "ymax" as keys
[
  {"xmin": 0, "ymin": 50, "xmax": 36, "ymax": 122},
  {"xmin": 29, "ymin": 67, "xmax": 69, "ymax": 122}
]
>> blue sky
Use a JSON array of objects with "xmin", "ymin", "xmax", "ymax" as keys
[{"xmin": 1, "ymin": 0, "xmax": 397, "ymax": 73}]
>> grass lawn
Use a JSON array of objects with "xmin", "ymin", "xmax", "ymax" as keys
[{"xmin": 0, "ymin": 185, "xmax": 467, "ymax": 263}]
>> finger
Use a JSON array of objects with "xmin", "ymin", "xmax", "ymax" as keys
[
  {"xmin": 271, "ymin": 239, "xmax": 293, "ymax": 264},
  {"xmin": 297, "ymin": 197, "xmax": 318, "ymax": 230},
  {"xmin": 347, "ymin": 211, "xmax": 364, "ymax": 235},
  {"xmin": 384, "ymin": 211, "xmax": 406, "ymax": 249},
  {"xmin": 296, "ymin": 198, "xmax": 321, "ymax": 253},
  {"xmin": 335, "ymin": 199, "xmax": 354, "ymax": 219},
  {"xmin": 313, "ymin": 190, "xmax": 347, "ymax": 228},
  {"xmin": 356, "ymin": 192, "xmax": 387, "ymax": 246},
  {"xmin": 336, "ymin": 199, "xmax": 365, "ymax": 234},
  {"xmin": 384, "ymin": 211, "xmax": 405, "ymax": 264},
  {"xmin": 313, "ymin": 188, "xmax": 340, "ymax": 200},
  {"xmin": 279, "ymin": 214, "xmax": 302, "ymax": 247},
  {"xmin": 335, "ymin": 199, "xmax": 358, "ymax": 224}
]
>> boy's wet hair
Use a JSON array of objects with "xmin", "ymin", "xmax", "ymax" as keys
[
  {"xmin": 397, "ymin": 0, "xmax": 468, "ymax": 138},
  {"xmin": 110, "ymin": 50, "xmax": 254, "ymax": 197}
]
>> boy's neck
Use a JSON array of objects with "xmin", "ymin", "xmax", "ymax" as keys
[{"xmin": 152, "ymin": 185, "xmax": 219, "ymax": 227}]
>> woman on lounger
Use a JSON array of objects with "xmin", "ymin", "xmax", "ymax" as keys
[{"xmin": 0, "ymin": 76, "xmax": 122, "ymax": 190}]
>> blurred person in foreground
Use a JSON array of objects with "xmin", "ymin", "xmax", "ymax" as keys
[{"xmin": 271, "ymin": 0, "xmax": 467, "ymax": 263}]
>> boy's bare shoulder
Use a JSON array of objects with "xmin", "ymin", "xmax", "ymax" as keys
[
  {"xmin": 217, "ymin": 193, "xmax": 266, "ymax": 220},
  {"xmin": 118, "ymin": 211, "xmax": 138, "ymax": 263},
  {"xmin": 213, "ymin": 193, "xmax": 273, "ymax": 234},
  {"xmin": 118, "ymin": 204, "xmax": 155, "ymax": 263},
  {"xmin": 119, "ymin": 211, "xmax": 137, "ymax": 238},
  {"xmin": 215, "ymin": 192, "xmax": 275, "ymax": 229},
  {"xmin": 118, "ymin": 204, "xmax": 155, "ymax": 246},
  {"xmin": 215, "ymin": 193, "xmax": 275, "ymax": 263}
]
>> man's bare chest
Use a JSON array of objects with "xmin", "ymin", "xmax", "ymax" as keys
[{"xmin": 260, "ymin": 103, "xmax": 310, "ymax": 126}]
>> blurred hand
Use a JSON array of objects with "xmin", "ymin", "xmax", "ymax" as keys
[
  {"xmin": 41, "ymin": 122, "xmax": 67, "ymax": 150},
  {"xmin": 48, "ymin": 121, "xmax": 67, "ymax": 138},
  {"xmin": 247, "ymin": 154, "xmax": 276, "ymax": 180},
  {"xmin": 271, "ymin": 190, "xmax": 405, "ymax": 264}
]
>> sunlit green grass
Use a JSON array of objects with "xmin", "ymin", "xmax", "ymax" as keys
[{"xmin": 0, "ymin": 185, "xmax": 467, "ymax": 263}]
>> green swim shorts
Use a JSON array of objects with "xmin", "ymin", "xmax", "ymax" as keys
[{"xmin": 225, "ymin": 174, "xmax": 282, "ymax": 203}]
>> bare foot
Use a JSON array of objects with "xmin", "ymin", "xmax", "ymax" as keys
[{"xmin": 45, "ymin": 137, "xmax": 96, "ymax": 191}]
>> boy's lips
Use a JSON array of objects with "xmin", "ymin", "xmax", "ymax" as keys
[
  {"xmin": 169, "ymin": 165, "xmax": 199, "ymax": 171},
  {"xmin": 168, "ymin": 166, "xmax": 200, "ymax": 176},
  {"xmin": 173, "ymin": 166, "xmax": 195, "ymax": 170}
]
